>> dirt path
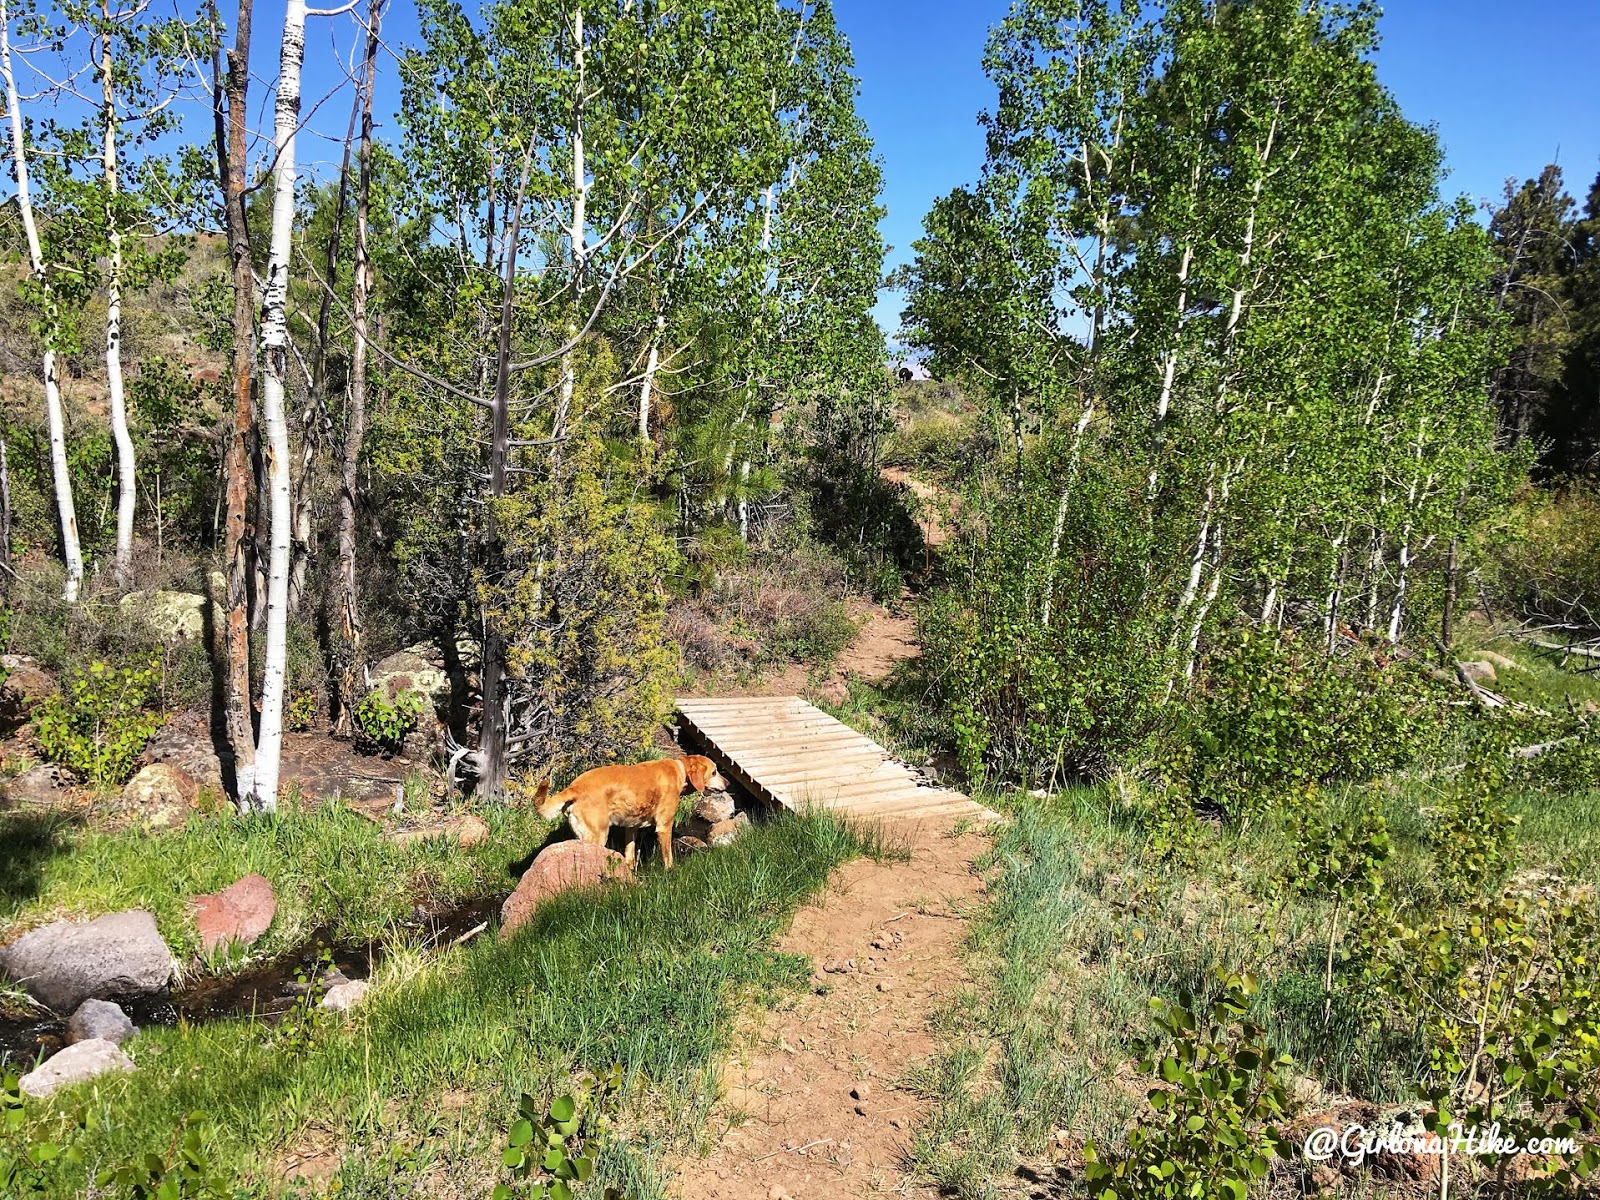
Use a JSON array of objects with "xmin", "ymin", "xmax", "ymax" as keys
[{"xmin": 675, "ymin": 818, "xmax": 991, "ymax": 1200}]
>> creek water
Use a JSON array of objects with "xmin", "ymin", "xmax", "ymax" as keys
[{"xmin": 0, "ymin": 895, "xmax": 503, "ymax": 1072}]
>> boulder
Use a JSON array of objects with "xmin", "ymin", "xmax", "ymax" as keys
[
  {"xmin": 192, "ymin": 874, "xmax": 276, "ymax": 954},
  {"xmin": 1478, "ymin": 650, "xmax": 1525, "ymax": 674},
  {"xmin": 1458, "ymin": 659, "xmax": 1497, "ymax": 683},
  {"xmin": 690, "ymin": 791, "xmax": 737, "ymax": 825},
  {"xmin": 2, "ymin": 763, "xmax": 74, "ymax": 807},
  {"xmin": 320, "ymin": 979, "xmax": 370, "ymax": 1012},
  {"xmin": 0, "ymin": 910, "xmax": 177, "ymax": 1012},
  {"xmin": 0, "ymin": 654, "xmax": 55, "ymax": 720},
  {"xmin": 142, "ymin": 707, "xmax": 227, "ymax": 796},
  {"xmin": 709, "ymin": 813, "xmax": 751, "ymax": 846},
  {"xmin": 369, "ymin": 645, "xmax": 450, "ymax": 707},
  {"xmin": 66, "ymin": 998, "xmax": 136, "ymax": 1046},
  {"xmin": 119, "ymin": 589, "xmax": 218, "ymax": 643},
  {"xmin": 123, "ymin": 762, "xmax": 201, "ymax": 811},
  {"xmin": 500, "ymin": 841, "xmax": 633, "ymax": 936},
  {"xmin": 17, "ymin": 1038, "xmax": 135, "ymax": 1098}
]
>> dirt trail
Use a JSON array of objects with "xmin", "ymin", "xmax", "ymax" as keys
[{"xmin": 676, "ymin": 819, "xmax": 990, "ymax": 1200}]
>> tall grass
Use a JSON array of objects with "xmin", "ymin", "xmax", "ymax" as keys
[{"xmin": 9, "ymin": 812, "xmax": 873, "ymax": 1199}]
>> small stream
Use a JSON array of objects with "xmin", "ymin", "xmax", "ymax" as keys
[{"xmin": 0, "ymin": 895, "xmax": 504, "ymax": 1071}]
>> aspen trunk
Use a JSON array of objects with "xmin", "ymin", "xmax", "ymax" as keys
[
  {"xmin": 637, "ymin": 312, "xmax": 664, "ymax": 445},
  {"xmin": 215, "ymin": 0, "xmax": 257, "ymax": 792},
  {"xmin": 98, "ymin": 12, "xmax": 136, "ymax": 589},
  {"xmin": 1040, "ymin": 399, "xmax": 1093, "ymax": 629},
  {"xmin": 248, "ymin": 0, "xmax": 309, "ymax": 814},
  {"xmin": 334, "ymin": 0, "xmax": 381, "ymax": 730},
  {"xmin": 3, "ymin": 1, "xmax": 85, "ymax": 601}
]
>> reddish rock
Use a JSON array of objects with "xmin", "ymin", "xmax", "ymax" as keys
[
  {"xmin": 0, "ymin": 654, "xmax": 55, "ymax": 721},
  {"xmin": 192, "ymin": 874, "xmax": 276, "ymax": 954},
  {"xmin": 500, "ymin": 841, "xmax": 632, "ymax": 936}
]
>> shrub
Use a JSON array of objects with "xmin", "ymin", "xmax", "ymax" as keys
[
  {"xmin": 1084, "ymin": 974, "xmax": 1292, "ymax": 1200},
  {"xmin": 1183, "ymin": 630, "xmax": 1437, "ymax": 820},
  {"xmin": 493, "ymin": 1066, "xmax": 628, "ymax": 1200},
  {"xmin": 34, "ymin": 659, "xmax": 163, "ymax": 784},
  {"xmin": 920, "ymin": 446, "xmax": 1172, "ymax": 784},
  {"xmin": 1485, "ymin": 482, "xmax": 1600, "ymax": 628},
  {"xmin": 352, "ymin": 688, "xmax": 424, "ymax": 756}
]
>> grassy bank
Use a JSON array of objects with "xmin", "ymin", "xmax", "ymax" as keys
[
  {"xmin": 905, "ymin": 730, "xmax": 1600, "ymax": 1197},
  {"xmin": 5, "ymin": 811, "xmax": 878, "ymax": 1198},
  {"xmin": 1, "ymin": 799, "xmax": 557, "ymax": 960}
]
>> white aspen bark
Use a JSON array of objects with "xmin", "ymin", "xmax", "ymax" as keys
[
  {"xmin": 248, "ymin": 0, "xmax": 308, "ymax": 814},
  {"xmin": 637, "ymin": 312, "xmax": 664, "ymax": 443},
  {"xmin": 1185, "ymin": 522, "xmax": 1223, "ymax": 678},
  {"xmin": 98, "ymin": 11, "xmax": 136, "ymax": 589},
  {"xmin": 737, "ymin": 459, "xmax": 750, "ymax": 541},
  {"xmin": 3, "ymin": 2, "xmax": 84, "ymax": 601},
  {"xmin": 1040, "ymin": 400, "xmax": 1093, "ymax": 629},
  {"xmin": 559, "ymin": 3, "xmax": 585, "ymax": 441},
  {"xmin": 1364, "ymin": 526, "xmax": 1383, "ymax": 631},
  {"xmin": 1323, "ymin": 530, "xmax": 1346, "ymax": 653},
  {"xmin": 1387, "ymin": 536, "xmax": 1410, "ymax": 644},
  {"xmin": 1178, "ymin": 465, "xmax": 1216, "ymax": 610}
]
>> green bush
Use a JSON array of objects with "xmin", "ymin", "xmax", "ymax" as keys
[
  {"xmin": 1485, "ymin": 482, "xmax": 1600, "ymax": 627},
  {"xmin": 1084, "ymin": 974, "xmax": 1292, "ymax": 1200},
  {"xmin": 352, "ymin": 687, "xmax": 424, "ymax": 755},
  {"xmin": 34, "ymin": 659, "xmax": 164, "ymax": 784},
  {"xmin": 1183, "ymin": 630, "xmax": 1438, "ymax": 820},
  {"xmin": 920, "ymin": 446, "xmax": 1172, "ymax": 784}
]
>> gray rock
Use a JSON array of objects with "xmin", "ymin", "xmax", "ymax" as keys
[
  {"xmin": 2, "ymin": 763, "xmax": 73, "ymax": 806},
  {"xmin": 118, "ymin": 590, "xmax": 218, "ymax": 643},
  {"xmin": 368, "ymin": 646, "xmax": 450, "ymax": 707},
  {"xmin": 18, "ymin": 1038, "xmax": 135, "ymax": 1098},
  {"xmin": 1458, "ymin": 659, "xmax": 1497, "ymax": 683},
  {"xmin": 0, "ymin": 911, "xmax": 177, "ymax": 1012},
  {"xmin": 708, "ymin": 812, "xmax": 751, "ymax": 846},
  {"xmin": 320, "ymin": 979, "xmax": 370, "ymax": 1012},
  {"xmin": 66, "ymin": 998, "xmax": 136, "ymax": 1046}
]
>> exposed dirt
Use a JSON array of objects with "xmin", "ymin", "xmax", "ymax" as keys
[
  {"xmin": 879, "ymin": 466, "xmax": 953, "ymax": 550},
  {"xmin": 679, "ymin": 598, "xmax": 920, "ymax": 706},
  {"xmin": 675, "ymin": 818, "xmax": 991, "ymax": 1200}
]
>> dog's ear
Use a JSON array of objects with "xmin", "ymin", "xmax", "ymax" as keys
[{"xmin": 683, "ymin": 755, "xmax": 712, "ymax": 793}]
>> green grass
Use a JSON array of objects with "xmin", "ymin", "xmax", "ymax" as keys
[
  {"xmin": 6, "ymin": 811, "xmax": 878, "ymax": 1199},
  {"xmin": 1, "ymin": 798, "xmax": 558, "ymax": 962},
  {"xmin": 902, "ymin": 748, "xmax": 1600, "ymax": 1198}
]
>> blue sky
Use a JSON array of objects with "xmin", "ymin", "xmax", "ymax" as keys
[{"xmin": 269, "ymin": 1, "xmax": 1600, "ymax": 339}]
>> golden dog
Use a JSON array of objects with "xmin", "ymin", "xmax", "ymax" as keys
[{"xmin": 533, "ymin": 755, "xmax": 728, "ymax": 869}]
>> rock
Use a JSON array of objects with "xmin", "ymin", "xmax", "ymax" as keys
[
  {"xmin": 386, "ymin": 813, "xmax": 490, "ymax": 849},
  {"xmin": 0, "ymin": 910, "xmax": 177, "ymax": 1012},
  {"xmin": 672, "ymin": 835, "xmax": 709, "ymax": 859},
  {"xmin": 320, "ymin": 979, "xmax": 370, "ymax": 1012},
  {"xmin": 2, "ymin": 763, "xmax": 73, "ymax": 806},
  {"xmin": 0, "ymin": 654, "xmax": 55, "ymax": 720},
  {"xmin": 368, "ymin": 646, "xmax": 450, "ymax": 708},
  {"xmin": 690, "ymin": 791, "xmax": 736, "ymax": 824},
  {"xmin": 192, "ymin": 874, "xmax": 276, "ymax": 954},
  {"xmin": 119, "ymin": 589, "xmax": 217, "ymax": 643},
  {"xmin": 850, "ymin": 1082, "xmax": 871, "ymax": 1100},
  {"xmin": 452, "ymin": 814, "xmax": 490, "ymax": 847},
  {"xmin": 66, "ymin": 998, "xmax": 136, "ymax": 1046},
  {"xmin": 17, "ymin": 1038, "xmax": 135, "ymax": 1098},
  {"xmin": 708, "ymin": 812, "xmax": 751, "ymax": 846},
  {"xmin": 1478, "ymin": 650, "xmax": 1524, "ymax": 673},
  {"xmin": 123, "ymin": 762, "xmax": 200, "ymax": 811},
  {"xmin": 142, "ymin": 708, "xmax": 227, "ymax": 796},
  {"xmin": 1458, "ymin": 659, "xmax": 1497, "ymax": 683},
  {"xmin": 500, "ymin": 841, "xmax": 633, "ymax": 936}
]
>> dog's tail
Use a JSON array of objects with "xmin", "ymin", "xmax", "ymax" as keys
[{"xmin": 533, "ymin": 778, "xmax": 567, "ymax": 819}]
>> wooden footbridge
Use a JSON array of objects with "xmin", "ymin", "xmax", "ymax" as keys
[{"xmin": 675, "ymin": 696, "xmax": 998, "ymax": 824}]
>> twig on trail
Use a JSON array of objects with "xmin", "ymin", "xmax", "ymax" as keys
[
  {"xmin": 447, "ymin": 921, "xmax": 488, "ymax": 948},
  {"xmin": 884, "ymin": 911, "xmax": 913, "ymax": 923},
  {"xmin": 755, "ymin": 1138, "xmax": 834, "ymax": 1162}
]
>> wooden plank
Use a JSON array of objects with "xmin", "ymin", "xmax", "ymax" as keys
[{"xmin": 674, "ymin": 694, "xmax": 998, "ymax": 824}]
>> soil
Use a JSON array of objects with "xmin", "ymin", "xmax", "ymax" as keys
[
  {"xmin": 675, "ymin": 818, "xmax": 991, "ymax": 1200},
  {"xmin": 680, "ymin": 598, "xmax": 920, "ymax": 706}
]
